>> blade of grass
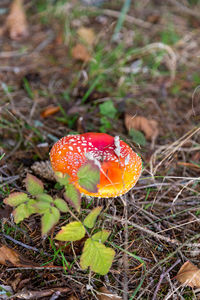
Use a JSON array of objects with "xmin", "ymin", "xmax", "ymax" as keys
[
  {"xmin": 112, "ymin": 0, "xmax": 132, "ymax": 41},
  {"xmin": 81, "ymin": 74, "xmax": 102, "ymax": 104}
]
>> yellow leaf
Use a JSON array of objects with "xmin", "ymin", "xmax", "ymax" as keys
[{"xmin": 77, "ymin": 27, "xmax": 95, "ymax": 46}]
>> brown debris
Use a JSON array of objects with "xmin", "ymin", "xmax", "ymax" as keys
[
  {"xmin": 77, "ymin": 27, "xmax": 96, "ymax": 46},
  {"xmin": 72, "ymin": 44, "xmax": 91, "ymax": 62},
  {"xmin": 0, "ymin": 245, "xmax": 38, "ymax": 267},
  {"xmin": 41, "ymin": 106, "xmax": 60, "ymax": 118},
  {"xmin": 176, "ymin": 261, "xmax": 200, "ymax": 288},
  {"xmin": 97, "ymin": 287, "xmax": 122, "ymax": 300},
  {"xmin": 0, "ymin": 0, "xmax": 28, "ymax": 40},
  {"xmin": 125, "ymin": 114, "xmax": 159, "ymax": 147}
]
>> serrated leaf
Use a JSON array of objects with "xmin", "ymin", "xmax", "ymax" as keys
[
  {"xmin": 55, "ymin": 221, "xmax": 85, "ymax": 241},
  {"xmin": 83, "ymin": 206, "xmax": 102, "ymax": 228},
  {"xmin": 77, "ymin": 160, "xmax": 100, "ymax": 193},
  {"xmin": 36, "ymin": 193, "xmax": 53, "ymax": 203},
  {"xmin": 129, "ymin": 128, "xmax": 146, "ymax": 146},
  {"xmin": 13, "ymin": 203, "xmax": 31, "ymax": 223},
  {"xmin": 55, "ymin": 172, "xmax": 70, "ymax": 186},
  {"xmin": 92, "ymin": 230, "xmax": 111, "ymax": 243},
  {"xmin": 41, "ymin": 207, "xmax": 60, "ymax": 236},
  {"xmin": 80, "ymin": 238, "xmax": 115, "ymax": 275},
  {"xmin": 34, "ymin": 201, "xmax": 51, "ymax": 214},
  {"xmin": 4, "ymin": 192, "xmax": 29, "ymax": 207},
  {"xmin": 25, "ymin": 174, "xmax": 44, "ymax": 195},
  {"xmin": 26, "ymin": 199, "xmax": 38, "ymax": 215},
  {"xmin": 54, "ymin": 198, "xmax": 69, "ymax": 213},
  {"xmin": 99, "ymin": 100, "xmax": 117, "ymax": 119},
  {"xmin": 64, "ymin": 183, "xmax": 81, "ymax": 212}
]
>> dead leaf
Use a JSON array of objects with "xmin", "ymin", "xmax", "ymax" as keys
[
  {"xmin": 0, "ymin": 245, "xmax": 38, "ymax": 267},
  {"xmin": 77, "ymin": 27, "xmax": 95, "ymax": 46},
  {"xmin": 72, "ymin": 44, "xmax": 91, "ymax": 62},
  {"xmin": 97, "ymin": 287, "xmax": 122, "ymax": 300},
  {"xmin": 0, "ymin": 205, "xmax": 12, "ymax": 219},
  {"xmin": 13, "ymin": 287, "xmax": 70, "ymax": 299},
  {"xmin": 0, "ymin": 0, "xmax": 28, "ymax": 40},
  {"xmin": 41, "ymin": 106, "xmax": 60, "ymax": 118},
  {"xmin": 176, "ymin": 261, "xmax": 200, "ymax": 288},
  {"xmin": 125, "ymin": 114, "xmax": 159, "ymax": 143}
]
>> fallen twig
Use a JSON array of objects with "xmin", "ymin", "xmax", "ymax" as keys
[{"xmin": 152, "ymin": 259, "xmax": 181, "ymax": 300}]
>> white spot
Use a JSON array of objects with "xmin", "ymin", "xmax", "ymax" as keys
[
  {"xmin": 69, "ymin": 146, "xmax": 73, "ymax": 151},
  {"xmin": 125, "ymin": 154, "xmax": 130, "ymax": 166},
  {"xmin": 114, "ymin": 135, "xmax": 121, "ymax": 157}
]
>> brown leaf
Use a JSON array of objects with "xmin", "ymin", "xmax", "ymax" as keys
[
  {"xmin": 1, "ymin": 0, "xmax": 28, "ymax": 40},
  {"xmin": 77, "ymin": 27, "xmax": 95, "ymax": 46},
  {"xmin": 176, "ymin": 261, "xmax": 200, "ymax": 288},
  {"xmin": 0, "ymin": 205, "xmax": 12, "ymax": 219},
  {"xmin": 0, "ymin": 245, "xmax": 38, "ymax": 267},
  {"xmin": 125, "ymin": 114, "xmax": 159, "ymax": 142},
  {"xmin": 72, "ymin": 44, "xmax": 91, "ymax": 62},
  {"xmin": 41, "ymin": 106, "xmax": 60, "ymax": 118},
  {"xmin": 97, "ymin": 287, "xmax": 122, "ymax": 300}
]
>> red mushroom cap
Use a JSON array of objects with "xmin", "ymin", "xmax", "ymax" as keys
[{"xmin": 50, "ymin": 133, "xmax": 142, "ymax": 198}]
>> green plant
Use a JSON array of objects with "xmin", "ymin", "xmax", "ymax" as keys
[
  {"xmin": 4, "ymin": 174, "xmax": 68, "ymax": 236},
  {"xmin": 55, "ymin": 207, "xmax": 115, "ymax": 275},
  {"xmin": 3, "ymin": 160, "xmax": 115, "ymax": 275},
  {"xmin": 129, "ymin": 128, "xmax": 146, "ymax": 146},
  {"xmin": 99, "ymin": 100, "xmax": 117, "ymax": 132}
]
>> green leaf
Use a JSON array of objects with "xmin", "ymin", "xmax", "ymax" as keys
[
  {"xmin": 83, "ymin": 206, "xmax": 102, "ymax": 228},
  {"xmin": 92, "ymin": 230, "xmax": 111, "ymax": 243},
  {"xmin": 4, "ymin": 192, "xmax": 29, "ymax": 207},
  {"xmin": 129, "ymin": 128, "xmax": 146, "ymax": 146},
  {"xmin": 13, "ymin": 203, "xmax": 31, "ymax": 223},
  {"xmin": 55, "ymin": 221, "xmax": 85, "ymax": 241},
  {"xmin": 77, "ymin": 160, "xmax": 100, "ymax": 193},
  {"xmin": 64, "ymin": 183, "xmax": 81, "ymax": 212},
  {"xmin": 34, "ymin": 201, "xmax": 51, "ymax": 214},
  {"xmin": 54, "ymin": 198, "xmax": 69, "ymax": 213},
  {"xmin": 80, "ymin": 238, "xmax": 115, "ymax": 275},
  {"xmin": 55, "ymin": 172, "xmax": 70, "ymax": 186},
  {"xmin": 26, "ymin": 199, "xmax": 38, "ymax": 215},
  {"xmin": 99, "ymin": 100, "xmax": 117, "ymax": 119},
  {"xmin": 36, "ymin": 193, "xmax": 54, "ymax": 203},
  {"xmin": 41, "ymin": 207, "xmax": 60, "ymax": 236},
  {"xmin": 25, "ymin": 174, "xmax": 44, "ymax": 195}
]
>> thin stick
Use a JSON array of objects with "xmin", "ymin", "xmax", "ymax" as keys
[
  {"xmin": 89, "ymin": 7, "xmax": 152, "ymax": 29},
  {"xmin": 1, "ymin": 233, "xmax": 51, "ymax": 256},
  {"xmin": 105, "ymin": 215, "xmax": 200, "ymax": 248},
  {"xmin": 152, "ymin": 259, "xmax": 181, "ymax": 300},
  {"xmin": 121, "ymin": 195, "xmax": 129, "ymax": 300}
]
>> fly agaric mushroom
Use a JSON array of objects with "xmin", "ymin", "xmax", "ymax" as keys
[{"xmin": 50, "ymin": 133, "xmax": 142, "ymax": 198}]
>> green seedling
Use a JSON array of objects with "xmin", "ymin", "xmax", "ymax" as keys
[
  {"xmin": 55, "ymin": 207, "xmax": 115, "ymax": 275},
  {"xmin": 99, "ymin": 100, "xmax": 117, "ymax": 119},
  {"xmin": 4, "ymin": 174, "xmax": 69, "ymax": 236},
  {"xmin": 2, "ymin": 158, "xmax": 115, "ymax": 274}
]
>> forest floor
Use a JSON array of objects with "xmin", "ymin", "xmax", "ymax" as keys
[{"xmin": 0, "ymin": 0, "xmax": 200, "ymax": 299}]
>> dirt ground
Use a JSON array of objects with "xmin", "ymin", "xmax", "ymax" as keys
[{"xmin": 0, "ymin": 0, "xmax": 200, "ymax": 299}]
